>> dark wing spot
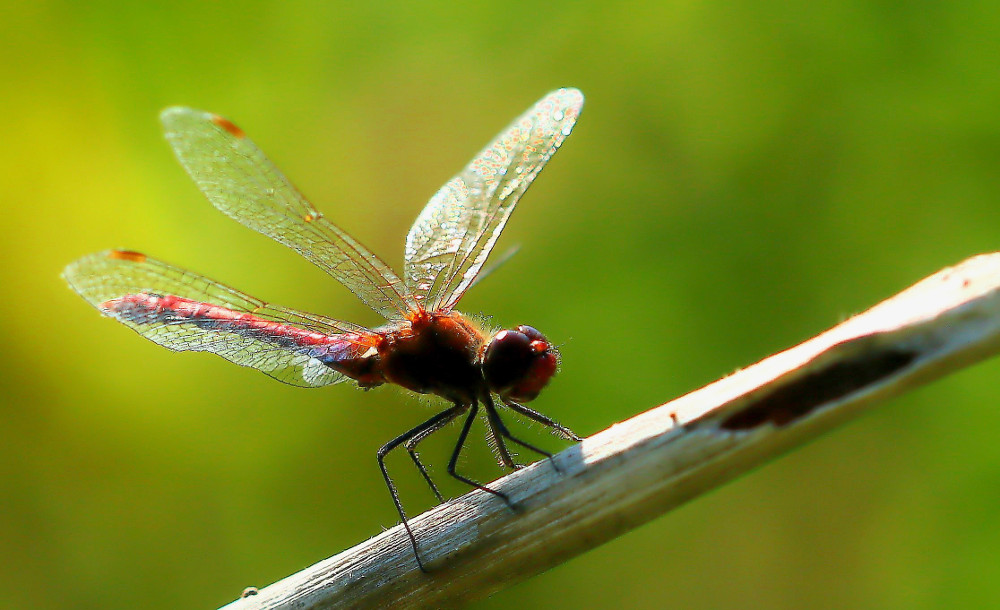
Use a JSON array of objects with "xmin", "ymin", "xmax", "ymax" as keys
[
  {"xmin": 108, "ymin": 250, "xmax": 147, "ymax": 263},
  {"xmin": 211, "ymin": 115, "xmax": 245, "ymax": 138}
]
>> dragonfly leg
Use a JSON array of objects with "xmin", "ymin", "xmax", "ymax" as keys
[
  {"xmin": 485, "ymin": 397, "xmax": 560, "ymax": 473},
  {"xmin": 403, "ymin": 409, "xmax": 466, "ymax": 503},
  {"xmin": 503, "ymin": 399, "xmax": 583, "ymax": 441},
  {"xmin": 479, "ymin": 395, "xmax": 519, "ymax": 469},
  {"xmin": 446, "ymin": 400, "xmax": 514, "ymax": 509},
  {"xmin": 378, "ymin": 403, "xmax": 468, "ymax": 572}
]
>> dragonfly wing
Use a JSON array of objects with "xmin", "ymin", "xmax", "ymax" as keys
[
  {"xmin": 64, "ymin": 250, "xmax": 381, "ymax": 387},
  {"xmin": 403, "ymin": 88, "xmax": 583, "ymax": 311},
  {"xmin": 161, "ymin": 107, "xmax": 415, "ymax": 320}
]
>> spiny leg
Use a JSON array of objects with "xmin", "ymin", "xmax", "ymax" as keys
[
  {"xmin": 403, "ymin": 407, "xmax": 467, "ymax": 503},
  {"xmin": 485, "ymin": 415, "xmax": 519, "ymax": 470},
  {"xmin": 481, "ymin": 396, "xmax": 519, "ymax": 469},
  {"xmin": 377, "ymin": 403, "xmax": 468, "ymax": 572},
  {"xmin": 485, "ymin": 397, "xmax": 560, "ymax": 473},
  {"xmin": 446, "ymin": 400, "xmax": 513, "ymax": 508},
  {"xmin": 504, "ymin": 399, "xmax": 583, "ymax": 441}
]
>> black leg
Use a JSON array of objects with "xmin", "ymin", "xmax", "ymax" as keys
[
  {"xmin": 446, "ymin": 400, "xmax": 513, "ymax": 507},
  {"xmin": 403, "ymin": 409, "xmax": 466, "ymax": 503},
  {"xmin": 482, "ymin": 397, "xmax": 519, "ymax": 469},
  {"xmin": 485, "ymin": 399, "xmax": 560, "ymax": 473},
  {"xmin": 378, "ymin": 403, "xmax": 468, "ymax": 572},
  {"xmin": 487, "ymin": 425, "xmax": 519, "ymax": 469},
  {"xmin": 504, "ymin": 399, "xmax": 583, "ymax": 441}
]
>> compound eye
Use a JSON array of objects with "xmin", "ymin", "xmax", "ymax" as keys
[
  {"xmin": 483, "ymin": 330, "xmax": 532, "ymax": 389},
  {"xmin": 483, "ymin": 327, "xmax": 558, "ymax": 403},
  {"xmin": 516, "ymin": 325, "xmax": 546, "ymax": 343}
]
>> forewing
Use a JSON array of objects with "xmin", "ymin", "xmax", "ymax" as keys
[
  {"xmin": 63, "ymin": 250, "xmax": 380, "ymax": 387},
  {"xmin": 404, "ymin": 88, "xmax": 583, "ymax": 311},
  {"xmin": 160, "ymin": 107, "xmax": 415, "ymax": 320}
]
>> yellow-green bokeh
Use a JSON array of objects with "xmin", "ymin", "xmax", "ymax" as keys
[{"xmin": 4, "ymin": 2, "xmax": 1000, "ymax": 608}]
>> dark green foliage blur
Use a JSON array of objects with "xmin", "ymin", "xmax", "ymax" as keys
[{"xmin": 4, "ymin": 2, "xmax": 1000, "ymax": 608}]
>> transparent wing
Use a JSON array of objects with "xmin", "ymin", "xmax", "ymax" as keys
[
  {"xmin": 161, "ymin": 107, "xmax": 415, "ymax": 320},
  {"xmin": 63, "ymin": 250, "xmax": 381, "ymax": 387},
  {"xmin": 404, "ymin": 88, "xmax": 583, "ymax": 311}
]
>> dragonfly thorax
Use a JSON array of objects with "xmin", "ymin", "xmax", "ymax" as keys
[{"xmin": 375, "ymin": 310, "xmax": 488, "ymax": 404}]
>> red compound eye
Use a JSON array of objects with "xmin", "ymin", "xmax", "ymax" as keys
[{"xmin": 483, "ymin": 327, "xmax": 559, "ymax": 402}]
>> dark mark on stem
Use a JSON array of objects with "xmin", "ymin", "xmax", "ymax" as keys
[{"xmin": 720, "ymin": 348, "xmax": 919, "ymax": 430}]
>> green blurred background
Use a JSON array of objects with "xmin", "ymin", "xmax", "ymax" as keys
[{"xmin": 4, "ymin": 1, "xmax": 1000, "ymax": 608}]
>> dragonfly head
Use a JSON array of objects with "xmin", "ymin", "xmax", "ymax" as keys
[{"xmin": 482, "ymin": 325, "xmax": 559, "ymax": 403}]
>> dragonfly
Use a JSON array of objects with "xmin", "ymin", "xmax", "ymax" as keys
[{"xmin": 64, "ymin": 88, "xmax": 584, "ymax": 568}]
